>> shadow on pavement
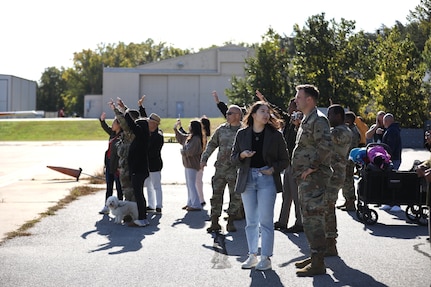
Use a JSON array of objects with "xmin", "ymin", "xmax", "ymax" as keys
[
  {"xmin": 323, "ymin": 257, "xmax": 388, "ymax": 287},
  {"xmin": 201, "ymin": 219, "xmax": 248, "ymax": 258},
  {"xmin": 275, "ymin": 227, "xmax": 389, "ymax": 286},
  {"xmin": 345, "ymin": 211, "xmax": 428, "ymax": 239},
  {"xmin": 81, "ymin": 214, "xmax": 161, "ymax": 254},
  {"xmin": 171, "ymin": 209, "xmax": 209, "ymax": 229},
  {"xmin": 203, "ymin": 226, "xmax": 285, "ymax": 287},
  {"xmin": 277, "ymin": 230, "xmax": 309, "ymax": 267},
  {"xmin": 249, "ymin": 269, "xmax": 284, "ymax": 287},
  {"xmin": 366, "ymin": 223, "xmax": 428, "ymax": 239}
]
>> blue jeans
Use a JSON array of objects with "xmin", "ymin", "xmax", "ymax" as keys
[{"xmin": 241, "ymin": 167, "xmax": 277, "ymax": 257}]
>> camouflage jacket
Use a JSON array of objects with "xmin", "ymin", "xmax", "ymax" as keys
[
  {"xmin": 349, "ymin": 124, "xmax": 361, "ymax": 149},
  {"xmin": 112, "ymin": 107, "xmax": 135, "ymax": 171},
  {"xmin": 329, "ymin": 124, "xmax": 352, "ymax": 187},
  {"xmin": 291, "ymin": 107, "xmax": 332, "ymax": 179},
  {"xmin": 113, "ymin": 107, "xmax": 135, "ymax": 144},
  {"xmin": 201, "ymin": 122, "xmax": 242, "ymax": 169}
]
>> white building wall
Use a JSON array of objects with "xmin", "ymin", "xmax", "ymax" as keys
[
  {"xmin": 167, "ymin": 76, "xmax": 200, "ymax": 118},
  {"xmin": 0, "ymin": 79, "xmax": 8, "ymax": 112},
  {"xmin": 84, "ymin": 95, "xmax": 103, "ymax": 118},
  {"xmin": 198, "ymin": 75, "xmax": 234, "ymax": 116},
  {"xmin": 100, "ymin": 45, "xmax": 254, "ymax": 119},
  {"xmin": 0, "ymin": 75, "xmax": 36, "ymax": 112},
  {"xmin": 140, "ymin": 76, "xmax": 168, "ymax": 117}
]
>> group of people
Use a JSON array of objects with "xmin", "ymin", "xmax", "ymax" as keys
[
  {"xmin": 358, "ymin": 110, "xmax": 403, "ymax": 212},
  {"xmin": 170, "ymin": 85, "xmax": 366, "ymax": 275},
  {"xmin": 99, "ymin": 95, "xmax": 164, "ymax": 227},
  {"xmin": 95, "ymin": 84, "xmax": 424, "ymax": 277}
]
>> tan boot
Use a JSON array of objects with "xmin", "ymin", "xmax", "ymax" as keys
[
  {"xmin": 226, "ymin": 218, "xmax": 236, "ymax": 232},
  {"xmin": 340, "ymin": 200, "xmax": 356, "ymax": 211},
  {"xmin": 296, "ymin": 253, "xmax": 326, "ymax": 277},
  {"xmin": 206, "ymin": 216, "xmax": 221, "ymax": 233},
  {"xmin": 294, "ymin": 257, "xmax": 311, "ymax": 268},
  {"xmin": 325, "ymin": 238, "xmax": 338, "ymax": 257}
]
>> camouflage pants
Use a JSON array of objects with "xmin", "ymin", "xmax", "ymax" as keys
[
  {"xmin": 117, "ymin": 142, "xmax": 135, "ymax": 202},
  {"xmin": 119, "ymin": 167, "xmax": 135, "ymax": 202},
  {"xmin": 297, "ymin": 173, "xmax": 327, "ymax": 254},
  {"xmin": 210, "ymin": 166, "xmax": 242, "ymax": 218},
  {"xmin": 325, "ymin": 185, "xmax": 341, "ymax": 239},
  {"xmin": 342, "ymin": 160, "xmax": 356, "ymax": 202}
]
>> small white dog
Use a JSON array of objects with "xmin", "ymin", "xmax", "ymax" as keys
[{"xmin": 105, "ymin": 196, "xmax": 138, "ymax": 224}]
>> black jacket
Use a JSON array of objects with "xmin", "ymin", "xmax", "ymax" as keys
[
  {"xmin": 231, "ymin": 125, "xmax": 289, "ymax": 193},
  {"xmin": 139, "ymin": 106, "xmax": 164, "ymax": 172},
  {"xmin": 125, "ymin": 111, "xmax": 150, "ymax": 177}
]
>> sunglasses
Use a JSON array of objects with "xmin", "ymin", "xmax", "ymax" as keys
[{"xmin": 226, "ymin": 112, "xmax": 238, "ymax": 116}]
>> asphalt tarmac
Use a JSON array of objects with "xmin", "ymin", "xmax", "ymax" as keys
[{"xmin": 0, "ymin": 141, "xmax": 430, "ymax": 287}]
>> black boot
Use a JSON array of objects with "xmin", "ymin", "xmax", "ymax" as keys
[
  {"xmin": 226, "ymin": 218, "xmax": 236, "ymax": 232},
  {"xmin": 207, "ymin": 216, "xmax": 221, "ymax": 233}
]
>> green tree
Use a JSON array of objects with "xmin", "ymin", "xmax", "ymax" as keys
[
  {"xmin": 407, "ymin": 0, "xmax": 431, "ymax": 52},
  {"xmin": 61, "ymin": 49, "xmax": 103, "ymax": 116},
  {"xmin": 37, "ymin": 67, "xmax": 66, "ymax": 112},
  {"xmin": 100, "ymin": 39, "xmax": 189, "ymax": 68},
  {"xmin": 395, "ymin": 8, "xmax": 430, "ymax": 54},
  {"xmin": 365, "ymin": 27, "xmax": 427, "ymax": 127},
  {"xmin": 291, "ymin": 13, "xmax": 367, "ymax": 111},
  {"xmin": 291, "ymin": 13, "xmax": 334, "ymax": 106},
  {"xmin": 325, "ymin": 18, "xmax": 366, "ymax": 112},
  {"xmin": 420, "ymin": 37, "xmax": 431, "ymax": 119},
  {"xmin": 226, "ymin": 29, "xmax": 293, "ymax": 108}
]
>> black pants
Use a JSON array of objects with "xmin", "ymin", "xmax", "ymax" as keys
[
  {"xmin": 131, "ymin": 171, "xmax": 148, "ymax": 220},
  {"xmin": 105, "ymin": 159, "xmax": 123, "ymax": 201}
]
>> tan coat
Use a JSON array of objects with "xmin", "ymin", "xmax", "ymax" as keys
[{"xmin": 174, "ymin": 128, "xmax": 202, "ymax": 171}]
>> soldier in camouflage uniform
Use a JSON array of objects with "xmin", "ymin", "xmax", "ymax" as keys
[
  {"xmin": 325, "ymin": 105, "xmax": 352, "ymax": 257},
  {"xmin": 109, "ymin": 99, "xmax": 139, "ymax": 202},
  {"xmin": 201, "ymin": 105, "xmax": 243, "ymax": 233},
  {"xmin": 291, "ymin": 84, "xmax": 332, "ymax": 277},
  {"xmin": 337, "ymin": 111, "xmax": 360, "ymax": 211}
]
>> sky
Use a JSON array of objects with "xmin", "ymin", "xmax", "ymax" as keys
[{"xmin": 0, "ymin": 0, "xmax": 421, "ymax": 82}]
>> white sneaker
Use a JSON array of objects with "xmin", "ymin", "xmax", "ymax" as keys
[
  {"xmin": 256, "ymin": 256, "xmax": 272, "ymax": 271},
  {"xmin": 379, "ymin": 205, "xmax": 391, "ymax": 211},
  {"xmin": 133, "ymin": 219, "xmax": 150, "ymax": 227},
  {"xmin": 99, "ymin": 206, "xmax": 109, "ymax": 214},
  {"xmin": 241, "ymin": 254, "xmax": 258, "ymax": 269},
  {"xmin": 389, "ymin": 205, "xmax": 402, "ymax": 212}
]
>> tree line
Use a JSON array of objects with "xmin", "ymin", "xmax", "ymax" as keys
[{"xmin": 37, "ymin": 0, "xmax": 431, "ymax": 128}]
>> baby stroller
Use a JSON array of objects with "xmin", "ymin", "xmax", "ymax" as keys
[{"xmin": 349, "ymin": 143, "xmax": 428, "ymax": 225}]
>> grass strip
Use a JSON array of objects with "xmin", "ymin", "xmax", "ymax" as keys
[{"xmin": 0, "ymin": 117, "xmax": 226, "ymax": 141}]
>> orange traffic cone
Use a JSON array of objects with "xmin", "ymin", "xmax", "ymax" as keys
[{"xmin": 46, "ymin": 166, "xmax": 82, "ymax": 181}]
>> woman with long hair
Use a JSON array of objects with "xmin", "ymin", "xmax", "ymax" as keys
[
  {"xmin": 196, "ymin": 116, "xmax": 211, "ymax": 206},
  {"xmin": 174, "ymin": 119, "xmax": 204, "ymax": 211},
  {"xmin": 231, "ymin": 101, "xmax": 289, "ymax": 270},
  {"xmin": 98, "ymin": 114, "xmax": 123, "ymax": 214}
]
